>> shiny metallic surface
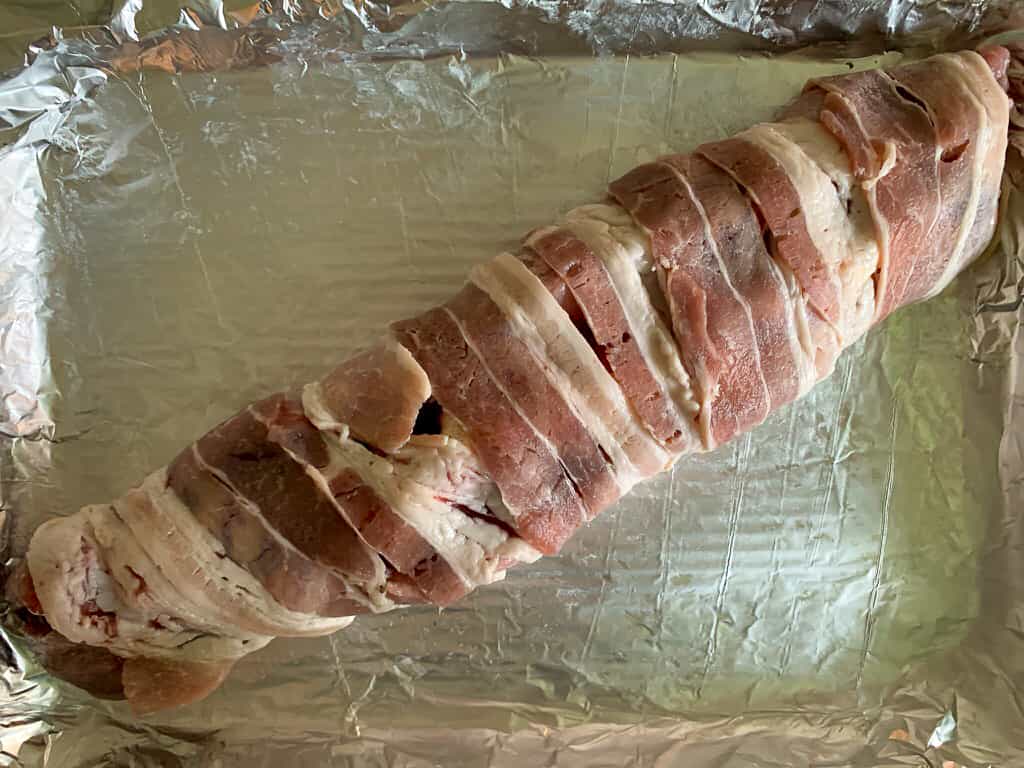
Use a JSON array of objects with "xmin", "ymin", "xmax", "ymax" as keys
[{"xmin": 1, "ymin": 1, "xmax": 1023, "ymax": 765}]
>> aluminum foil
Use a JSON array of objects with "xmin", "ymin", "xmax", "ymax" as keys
[{"xmin": 2, "ymin": 0, "xmax": 1024, "ymax": 765}]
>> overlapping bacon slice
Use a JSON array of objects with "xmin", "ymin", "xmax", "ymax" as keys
[
  {"xmin": 801, "ymin": 50, "xmax": 1008, "ymax": 320},
  {"xmin": 12, "ymin": 47, "xmax": 1014, "ymax": 714}
]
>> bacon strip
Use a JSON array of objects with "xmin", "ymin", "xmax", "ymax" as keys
[
  {"xmin": 804, "ymin": 68, "xmax": 942, "ymax": 320},
  {"xmin": 699, "ymin": 135, "xmax": 843, "ymax": 332},
  {"xmin": 445, "ymin": 284, "xmax": 621, "ymax": 518},
  {"xmin": 393, "ymin": 305, "xmax": 587, "ymax": 554},
  {"xmin": 947, "ymin": 52, "xmax": 1008, "ymax": 279},
  {"xmin": 563, "ymin": 204, "xmax": 700, "ymax": 427},
  {"xmin": 518, "ymin": 249, "xmax": 587, "ymax": 324},
  {"xmin": 667, "ymin": 155, "xmax": 809, "ymax": 419},
  {"xmin": 120, "ymin": 472, "xmax": 354, "ymax": 637},
  {"xmin": 609, "ymin": 157, "xmax": 775, "ymax": 448},
  {"xmin": 526, "ymin": 226, "xmax": 695, "ymax": 453},
  {"xmin": 891, "ymin": 52, "xmax": 1007, "ymax": 299},
  {"xmin": 186, "ymin": 398, "xmax": 386, "ymax": 596},
  {"xmin": 168, "ymin": 444, "xmax": 369, "ymax": 618},
  {"xmin": 471, "ymin": 252, "xmax": 670, "ymax": 483},
  {"xmin": 258, "ymin": 395, "xmax": 480, "ymax": 606},
  {"xmin": 318, "ymin": 430, "xmax": 537, "ymax": 598},
  {"xmin": 885, "ymin": 63, "xmax": 974, "ymax": 303},
  {"xmin": 735, "ymin": 118, "xmax": 878, "ymax": 352}
]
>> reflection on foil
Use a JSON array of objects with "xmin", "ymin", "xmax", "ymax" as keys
[
  {"xmin": 1, "ymin": 1, "xmax": 1024, "ymax": 767},
  {"xmin": 4, "ymin": 0, "xmax": 1023, "ymax": 76},
  {"xmin": 105, "ymin": 26, "xmax": 282, "ymax": 74},
  {"xmin": 16, "ymin": 3, "xmax": 282, "ymax": 77},
  {"xmin": 0, "ymin": 43, "xmax": 108, "ymax": 440}
]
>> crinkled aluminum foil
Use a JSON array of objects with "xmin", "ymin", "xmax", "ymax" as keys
[{"xmin": 2, "ymin": 0, "xmax": 1024, "ymax": 766}]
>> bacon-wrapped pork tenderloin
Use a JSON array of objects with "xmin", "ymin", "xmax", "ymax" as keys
[{"xmin": 8, "ymin": 46, "xmax": 1018, "ymax": 714}]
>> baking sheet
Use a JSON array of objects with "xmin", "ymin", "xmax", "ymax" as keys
[{"xmin": 1, "ymin": 1, "xmax": 1024, "ymax": 765}]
